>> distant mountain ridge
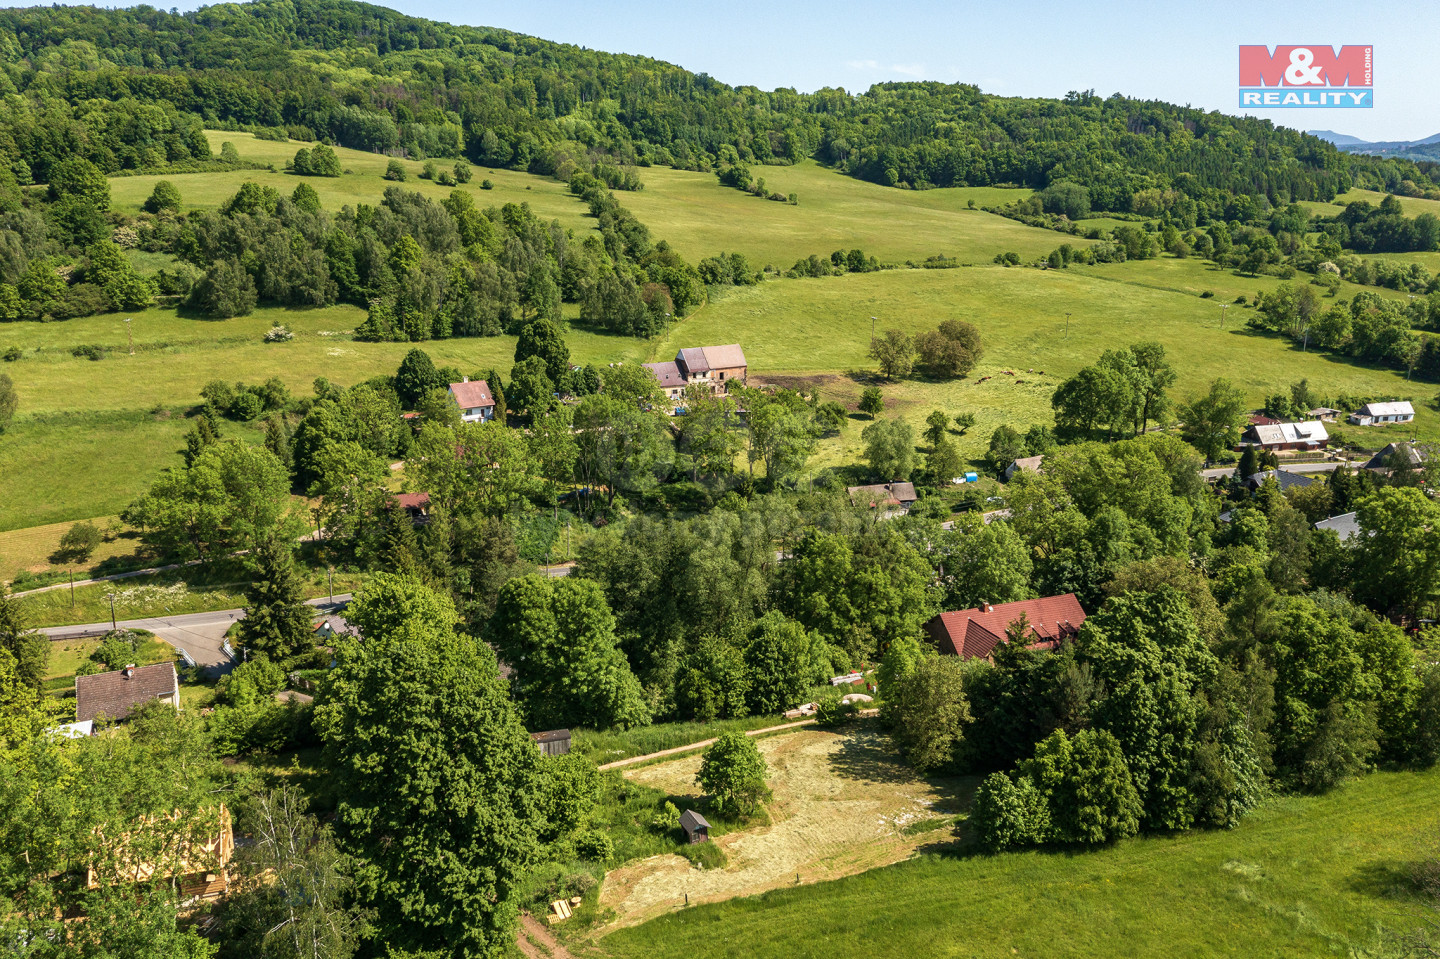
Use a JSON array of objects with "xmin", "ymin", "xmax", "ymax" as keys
[{"xmin": 1308, "ymin": 129, "xmax": 1440, "ymax": 161}]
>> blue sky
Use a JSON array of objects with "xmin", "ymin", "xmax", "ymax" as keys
[{"xmin": 168, "ymin": 0, "xmax": 1438, "ymax": 140}]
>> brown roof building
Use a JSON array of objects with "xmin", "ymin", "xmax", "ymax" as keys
[
  {"xmin": 847, "ymin": 482, "xmax": 918, "ymax": 512},
  {"xmin": 75, "ymin": 662, "xmax": 180, "ymax": 724},
  {"xmin": 925, "ymin": 594, "xmax": 1087, "ymax": 660},
  {"xmin": 448, "ymin": 378, "xmax": 496, "ymax": 422},
  {"xmin": 644, "ymin": 344, "xmax": 747, "ymax": 400}
]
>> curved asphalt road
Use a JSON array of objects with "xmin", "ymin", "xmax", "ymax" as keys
[{"xmin": 39, "ymin": 595, "xmax": 354, "ymax": 672}]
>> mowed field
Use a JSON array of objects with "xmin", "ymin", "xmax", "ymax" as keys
[
  {"xmin": 598, "ymin": 765, "xmax": 1440, "ymax": 959},
  {"xmin": 599, "ymin": 727, "xmax": 969, "ymax": 929},
  {"xmin": 621, "ymin": 161, "xmax": 1061, "ymax": 267},
  {"xmin": 0, "ymin": 132, "xmax": 1435, "ymax": 536}
]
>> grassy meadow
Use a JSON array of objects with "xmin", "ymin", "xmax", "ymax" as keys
[{"xmin": 597, "ymin": 766, "xmax": 1440, "ymax": 959}]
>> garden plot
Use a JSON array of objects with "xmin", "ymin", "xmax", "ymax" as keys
[{"xmin": 598, "ymin": 726, "xmax": 971, "ymax": 929}]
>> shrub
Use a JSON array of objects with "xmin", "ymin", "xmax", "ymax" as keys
[
  {"xmin": 481, "ymin": 179, "xmax": 494, "ymax": 190},
  {"xmin": 453, "ymin": 162, "xmax": 472, "ymax": 184},
  {"xmin": 70, "ymin": 344, "xmax": 107, "ymax": 361},
  {"xmin": 383, "ymin": 159, "xmax": 407, "ymax": 182},
  {"xmin": 970, "ymin": 771, "xmax": 1050, "ymax": 852},
  {"xmin": 814, "ymin": 692, "xmax": 859, "ymax": 726},
  {"xmin": 650, "ymin": 800, "xmax": 681, "ymax": 831},
  {"xmin": 572, "ymin": 830, "xmax": 614, "ymax": 863},
  {"xmin": 3, "ymin": 346, "xmax": 19, "ymax": 361},
  {"xmin": 264, "ymin": 324, "xmax": 293, "ymax": 343},
  {"xmin": 697, "ymin": 730, "xmax": 771, "ymax": 817}
]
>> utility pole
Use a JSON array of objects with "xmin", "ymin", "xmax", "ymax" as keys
[
  {"xmin": 70, "ymin": 569, "xmax": 75, "ymax": 608},
  {"xmin": 125, "ymin": 317, "xmax": 133, "ymax": 355},
  {"xmin": 1064, "ymin": 312, "xmax": 1071, "ymax": 338},
  {"xmin": 107, "ymin": 592, "xmax": 117, "ymax": 631},
  {"xmin": 327, "ymin": 566, "xmax": 334, "ymax": 604},
  {"xmin": 1220, "ymin": 303, "xmax": 1229, "ymax": 328},
  {"xmin": 870, "ymin": 316, "xmax": 877, "ymax": 348}
]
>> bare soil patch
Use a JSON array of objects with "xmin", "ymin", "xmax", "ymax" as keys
[{"xmin": 596, "ymin": 725, "xmax": 972, "ymax": 929}]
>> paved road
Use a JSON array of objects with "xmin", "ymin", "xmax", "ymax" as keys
[
  {"xmin": 1200, "ymin": 461, "xmax": 1350, "ymax": 480},
  {"xmin": 40, "ymin": 594, "xmax": 353, "ymax": 674}
]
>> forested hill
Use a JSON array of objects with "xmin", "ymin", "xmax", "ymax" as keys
[{"xmin": 0, "ymin": 0, "xmax": 1435, "ymax": 211}]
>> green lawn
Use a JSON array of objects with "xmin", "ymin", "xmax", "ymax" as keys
[{"xmin": 598, "ymin": 766, "xmax": 1440, "ymax": 959}]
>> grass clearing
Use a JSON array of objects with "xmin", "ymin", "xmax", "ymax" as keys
[
  {"xmin": 623, "ymin": 161, "xmax": 1063, "ymax": 267},
  {"xmin": 598, "ymin": 764, "xmax": 1440, "ymax": 959},
  {"xmin": 594, "ymin": 725, "xmax": 969, "ymax": 931},
  {"xmin": 662, "ymin": 264, "xmax": 1437, "ymax": 468},
  {"xmin": 0, "ymin": 516, "xmax": 139, "ymax": 583}
]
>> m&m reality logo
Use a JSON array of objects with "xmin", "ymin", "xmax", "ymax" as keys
[{"xmin": 1238, "ymin": 45, "xmax": 1372, "ymax": 108}]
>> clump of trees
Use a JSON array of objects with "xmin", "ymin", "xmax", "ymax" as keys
[{"xmin": 869, "ymin": 320, "xmax": 984, "ymax": 381}]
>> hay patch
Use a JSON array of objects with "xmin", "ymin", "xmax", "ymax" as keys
[{"xmin": 597, "ymin": 726, "xmax": 971, "ymax": 929}]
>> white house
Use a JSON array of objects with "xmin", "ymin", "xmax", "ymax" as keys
[
  {"xmin": 1349, "ymin": 401, "xmax": 1414, "ymax": 426},
  {"xmin": 448, "ymin": 378, "xmax": 496, "ymax": 423}
]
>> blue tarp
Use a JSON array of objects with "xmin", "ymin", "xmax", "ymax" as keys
[{"xmin": 964, "ymin": 472, "xmax": 980, "ymax": 483}]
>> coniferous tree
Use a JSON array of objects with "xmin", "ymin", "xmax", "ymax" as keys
[{"xmin": 236, "ymin": 538, "xmax": 314, "ymax": 660}]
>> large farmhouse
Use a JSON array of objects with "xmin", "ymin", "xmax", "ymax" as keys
[
  {"xmin": 643, "ymin": 345, "xmax": 747, "ymax": 400},
  {"xmin": 925, "ymin": 594, "xmax": 1087, "ymax": 660}
]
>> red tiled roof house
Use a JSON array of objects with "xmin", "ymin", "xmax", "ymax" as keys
[
  {"xmin": 925, "ymin": 594, "xmax": 1087, "ymax": 660},
  {"xmin": 448, "ymin": 378, "xmax": 496, "ymax": 423}
]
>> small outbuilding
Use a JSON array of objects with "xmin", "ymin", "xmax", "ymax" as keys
[
  {"xmin": 530, "ymin": 729, "xmax": 572, "ymax": 757},
  {"xmin": 680, "ymin": 809, "xmax": 711, "ymax": 844}
]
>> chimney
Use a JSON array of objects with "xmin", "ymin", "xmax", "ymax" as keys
[
  {"xmin": 123, "ymin": 664, "xmax": 136, "ymax": 678},
  {"xmin": 980, "ymin": 602, "xmax": 993, "ymax": 613},
  {"xmin": 462, "ymin": 375, "xmax": 468, "ymax": 383}
]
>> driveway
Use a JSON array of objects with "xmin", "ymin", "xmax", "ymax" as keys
[
  {"xmin": 1200, "ymin": 461, "xmax": 1349, "ymax": 480},
  {"xmin": 40, "ymin": 595, "xmax": 352, "ymax": 676}
]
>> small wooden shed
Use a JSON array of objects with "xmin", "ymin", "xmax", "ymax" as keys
[
  {"xmin": 680, "ymin": 809, "xmax": 711, "ymax": 844},
  {"xmin": 530, "ymin": 729, "xmax": 572, "ymax": 757}
]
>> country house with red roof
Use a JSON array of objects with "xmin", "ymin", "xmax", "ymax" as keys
[
  {"xmin": 925, "ymin": 594, "xmax": 1087, "ymax": 660},
  {"xmin": 447, "ymin": 377, "xmax": 495, "ymax": 422}
]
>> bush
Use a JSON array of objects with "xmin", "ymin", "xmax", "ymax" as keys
[
  {"xmin": 650, "ymin": 800, "xmax": 681, "ymax": 831},
  {"xmin": 572, "ymin": 830, "xmax": 614, "ymax": 863},
  {"xmin": 264, "ymin": 324, "xmax": 293, "ymax": 343},
  {"xmin": 970, "ymin": 771, "xmax": 1050, "ymax": 852},
  {"xmin": 383, "ymin": 159, "xmax": 407, "ymax": 182},
  {"xmin": 70, "ymin": 344, "xmax": 107, "ymax": 361},
  {"xmin": 228, "ymin": 391, "xmax": 263, "ymax": 420},
  {"xmin": 815, "ymin": 692, "xmax": 859, "ymax": 726},
  {"xmin": 453, "ymin": 162, "xmax": 472, "ymax": 184},
  {"xmin": 679, "ymin": 840, "xmax": 727, "ymax": 870},
  {"xmin": 3, "ymin": 346, "xmax": 20, "ymax": 361},
  {"xmin": 697, "ymin": 731, "xmax": 771, "ymax": 817},
  {"xmin": 481, "ymin": 179, "xmax": 494, "ymax": 190}
]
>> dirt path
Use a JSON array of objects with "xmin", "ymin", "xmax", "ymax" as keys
[
  {"xmin": 517, "ymin": 913, "xmax": 576, "ymax": 959},
  {"xmin": 596, "ymin": 719, "xmax": 816, "ymax": 771},
  {"xmin": 598, "ymin": 726, "xmax": 971, "ymax": 929}
]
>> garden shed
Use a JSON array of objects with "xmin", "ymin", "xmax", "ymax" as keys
[
  {"xmin": 680, "ymin": 809, "xmax": 711, "ymax": 844},
  {"xmin": 529, "ymin": 729, "xmax": 571, "ymax": 757}
]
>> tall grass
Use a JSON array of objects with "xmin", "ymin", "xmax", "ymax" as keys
[{"xmin": 571, "ymin": 715, "xmax": 795, "ymax": 765}]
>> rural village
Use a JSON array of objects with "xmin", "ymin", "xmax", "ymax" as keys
[{"xmin": 0, "ymin": 5, "xmax": 1439, "ymax": 959}]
